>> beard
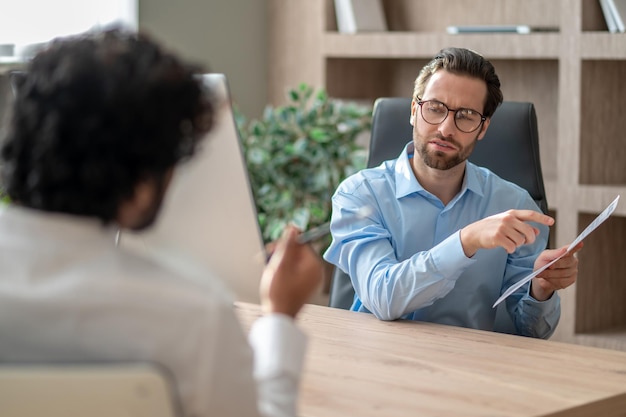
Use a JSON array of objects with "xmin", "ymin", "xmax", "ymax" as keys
[{"xmin": 414, "ymin": 131, "xmax": 480, "ymax": 170}]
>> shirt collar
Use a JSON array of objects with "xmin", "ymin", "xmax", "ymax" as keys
[
  {"xmin": 0, "ymin": 204, "xmax": 119, "ymax": 246},
  {"xmin": 394, "ymin": 141, "xmax": 485, "ymax": 202}
]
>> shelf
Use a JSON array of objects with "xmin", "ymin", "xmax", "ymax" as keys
[
  {"xmin": 581, "ymin": 33, "xmax": 626, "ymax": 59},
  {"xmin": 376, "ymin": 0, "xmax": 561, "ymax": 33},
  {"xmin": 580, "ymin": 60, "xmax": 626, "ymax": 185},
  {"xmin": 323, "ymin": 32, "xmax": 561, "ymax": 59},
  {"xmin": 269, "ymin": 0, "xmax": 626, "ymax": 352},
  {"xmin": 576, "ymin": 186, "xmax": 626, "ymax": 216},
  {"xmin": 575, "ymin": 212, "xmax": 626, "ymax": 335}
]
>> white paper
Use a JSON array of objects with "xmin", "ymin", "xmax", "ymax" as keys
[{"xmin": 493, "ymin": 195, "xmax": 620, "ymax": 308}]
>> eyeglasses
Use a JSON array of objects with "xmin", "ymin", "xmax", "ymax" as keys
[{"xmin": 416, "ymin": 99, "xmax": 486, "ymax": 133}]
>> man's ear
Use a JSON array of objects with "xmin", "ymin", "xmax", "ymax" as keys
[
  {"xmin": 410, "ymin": 99, "xmax": 418, "ymax": 126},
  {"xmin": 116, "ymin": 180, "xmax": 156, "ymax": 229},
  {"xmin": 477, "ymin": 117, "xmax": 491, "ymax": 141}
]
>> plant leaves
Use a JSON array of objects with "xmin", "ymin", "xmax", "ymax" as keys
[{"xmin": 235, "ymin": 84, "xmax": 372, "ymax": 250}]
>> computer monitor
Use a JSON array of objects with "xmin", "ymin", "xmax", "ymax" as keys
[{"xmin": 120, "ymin": 74, "xmax": 266, "ymax": 303}]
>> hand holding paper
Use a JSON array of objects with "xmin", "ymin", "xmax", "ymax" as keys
[
  {"xmin": 529, "ymin": 243, "xmax": 583, "ymax": 301},
  {"xmin": 493, "ymin": 195, "xmax": 620, "ymax": 308}
]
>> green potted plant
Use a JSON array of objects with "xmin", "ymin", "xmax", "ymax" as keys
[{"xmin": 235, "ymin": 83, "xmax": 372, "ymax": 251}]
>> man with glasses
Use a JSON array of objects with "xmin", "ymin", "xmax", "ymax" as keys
[{"xmin": 324, "ymin": 47, "xmax": 580, "ymax": 338}]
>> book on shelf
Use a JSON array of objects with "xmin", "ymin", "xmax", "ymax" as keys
[
  {"xmin": 600, "ymin": 0, "xmax": 619, "ymax": 32},
  {"xmin": 604, "ymin": 0, "xmax": 626, "ymax": 32},
  {"xmin": 334, "ymin": 0, "xmax": 387, "ymax": 34},
  {"xmin": 446, "ymin": 25, "xmax": 559, "ymax": 34}
]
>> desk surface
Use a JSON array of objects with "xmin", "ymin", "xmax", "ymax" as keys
[{"xmin": 236, "ymin": 302, "xmax": 626, "ymax": 417}]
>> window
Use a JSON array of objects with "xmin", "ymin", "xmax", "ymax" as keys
[{"xmin": 0, "ymin": 0, "xmax": 137, "ymax": 60}]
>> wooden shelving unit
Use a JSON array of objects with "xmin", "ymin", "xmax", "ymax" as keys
[{"xmin": 268, "ymin": 0, "xmax": 626, "ymax": 351}]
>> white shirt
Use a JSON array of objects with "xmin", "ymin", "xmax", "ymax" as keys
[{"xmin": 0, "ymin": 205, "xmax": 306, "ymax": 417}]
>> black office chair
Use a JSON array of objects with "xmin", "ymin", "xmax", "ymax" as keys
[{"xmin": 328, "ymin": 98, "xmax": 548, "ymax": 334}]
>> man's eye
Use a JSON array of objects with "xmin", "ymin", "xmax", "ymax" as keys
[
  {"xmin": 458, "ymin": 109, "xmax": 479, "ymax": 120},
  {"xmin": 427, "ymin": 104, "xmax": 446, "ymax": 114}
]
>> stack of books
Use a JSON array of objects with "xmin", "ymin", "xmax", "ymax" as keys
[
  {"xmin": 600, "ymin": 0, "xmax": 626, "ymax": 33},
  {"xmin": 334, "ymin": 0, "xmax": 387, "ymax": 34}
]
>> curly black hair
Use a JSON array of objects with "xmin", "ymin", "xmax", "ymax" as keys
[{"xmin": 1, "ymin": 28, "xmax": 214, "ymax": 223}]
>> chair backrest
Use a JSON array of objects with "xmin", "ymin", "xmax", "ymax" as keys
[
  {"xmin": 0, "ymin": 363, "xmax": 181, "ymax": 417},
  {"xmin": 328, "ymin": 98, "xmax": 548, "ymax": 334},
  {"xmin": 367, "ymin": 98, "xmax": 548, "ymax": 212}
]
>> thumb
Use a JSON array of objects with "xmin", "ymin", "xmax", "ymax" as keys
[
  {"xmin": 541, "ymin": 245, "xmax": 568, "ymax": 262},
  {"xmin": 271, "ymin": 226, "xmax": 298, "ymax": 260}
]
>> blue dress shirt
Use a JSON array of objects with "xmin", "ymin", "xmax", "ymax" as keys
[{"xmin": 324, "ymin": 142, "xmax": 560, "ymax": 339}]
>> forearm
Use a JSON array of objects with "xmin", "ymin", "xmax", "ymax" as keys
[{"xmin": 349, "ymin": 232, "xmax": 474, "ymax": 320}]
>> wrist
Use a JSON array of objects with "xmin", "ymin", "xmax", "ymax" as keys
[
  {"xmin": 263, "ymin": 301, "xmax": 299, "ymax": 319},
  {"xmin": 459, "ymin": 228, "xmax": 477, "ymax": 258},
  {"xmin": 530, "ymin": 280, "xmax": 554, "ymax": 301}
]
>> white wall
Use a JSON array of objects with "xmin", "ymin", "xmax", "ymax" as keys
[{"xmin": 138, "ymin": 0, "xmax": 268, "ymax": 118}]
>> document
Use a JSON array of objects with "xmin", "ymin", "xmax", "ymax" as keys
[{"xmin": 493, "ymin": 195, "xmax": 620, "ymax": 308}]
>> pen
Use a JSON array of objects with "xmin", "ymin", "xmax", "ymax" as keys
[
  {"xmin": 297, "ymin": 222, "xmax": 331, "ymax": 244},
  {"xmin": 297, "ymin": 206, "xmax": 374, "ymax": 244},
  {"xmin": 257, "ymin": 206, "xmax": 375, "ymax": 263}
]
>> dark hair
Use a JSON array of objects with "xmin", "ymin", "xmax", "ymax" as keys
[
  {"xmin": 413, "ymin": 47, "xmax": 503, "ymax": 117},
  {"xmin": 1, "ymin": 28, "xmax": 214, "ymax": 222}
]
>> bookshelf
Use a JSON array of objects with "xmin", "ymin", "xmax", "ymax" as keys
[{"xmin": 268, "ymin": 0, "xmax": 626, "ymax": 351}]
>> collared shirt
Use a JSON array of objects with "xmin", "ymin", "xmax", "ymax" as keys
[
  {"xmin": 0, "ymin": 205, "xmax": 305, "ymax": 417},
  {"xmin": 324, "ymin": 142, "xmax": 560, "ymax": 339}
]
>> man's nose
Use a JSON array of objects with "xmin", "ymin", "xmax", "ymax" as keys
[{"xmin": 437, "ymin": 111, "xmax": 457, "ymax": 137}]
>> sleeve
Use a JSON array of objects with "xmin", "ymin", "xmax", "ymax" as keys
[
  {"xmin": 324, "ymin": 186, "xmax": 475, "ymax": 321},
  {"xmin": 514, "ymin": 289, "xmax": 560, "ymax": 338},
  {"xmin": 249, "ymin": 314, "xmax": 307, "ymax": 417},
  {"xmin": 197, "ymin": 303, "xmax": 263, "ymax": 417},
  {"xmin": 198, "ymin": 309, "xmax": 305, "ymax": 417}
]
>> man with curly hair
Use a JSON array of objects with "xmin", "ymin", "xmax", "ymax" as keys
[{"xmin": 0, "ymin": 28, "xmax": 322, "ymax": 417}]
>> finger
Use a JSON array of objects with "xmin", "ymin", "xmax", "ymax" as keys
[
  {"xmin": 540, "ymin": 266, "xmax": 576, "ymax": 279},
  {"xmin": 270, "ymin": 226, "xmax": 297, "ymax": 262},
  {"xmin": 542, "ymin": 246, "xmax": 568, "ymax": 262},
  {"xmin": 540, "ymin": 276, "xmax": 575, "ymax": 291},
  {"xmin": 510, "ymin": 209, "xmax": 555, "ymax": 226},
  {"xmin": 568, "ymin": 241, "xmax": 584, "ymax": 255},
  {"xmin": 505, "ymin": 222, "xmax": 540, "ymax": 249},
  {"xmin": 545, "ymin": 242, "xmax": 583, "ymax": 265},
  {"xmin": 548, "ymin": 259, "xmax": 577, "ymax": 271},
  {"xmin": 551, "ymin": 250, "xmax": 578, "ymax": 266},
  {"xmin": 494, "ymin": 227, "xmax": 519, "ymax": 253},
  {"xmin": 516, "ymin": 224, "xmax": 539, "ymax": 246},
  {"xmin": 539, "ymin": 258, "xmax": 578, "ymax": 280}
]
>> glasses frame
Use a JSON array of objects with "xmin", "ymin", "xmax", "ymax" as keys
[{"xmin": 416, "ymin": 98, "xmax": 487, "ymax": 133}]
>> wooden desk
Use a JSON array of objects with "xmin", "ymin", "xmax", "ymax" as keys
[{"xmin": 236, "ymin": 302, "xmax": 626, "ymax": 417}]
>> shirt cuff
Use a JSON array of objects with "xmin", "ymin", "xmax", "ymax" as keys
[
  {"xmin": 431, "ymin": 230, "xmax": 475, "ymax": 277},
  {"xmin": 521, "ymin": 289, "xmax": 561, "ymax": 337},
  {"xmin": 525, "ymin": 285, "xmax": 560, "ymax": 309},
  {"xmin": 248, "ymin": 313, "xmax": 307, "ymax": 379}
]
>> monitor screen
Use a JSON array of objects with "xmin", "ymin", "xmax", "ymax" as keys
[{"xmin": 120, "ymin": 74, "xmax": 266, "ymax": 303}]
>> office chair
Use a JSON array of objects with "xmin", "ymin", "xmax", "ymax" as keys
[
  {"xmin": 328, "ymin": 98, "xmax": 548, "ymax": 334},
  {"xmin": 0, "ymin": 363, "xmax": 181, "ymax": 417}
]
